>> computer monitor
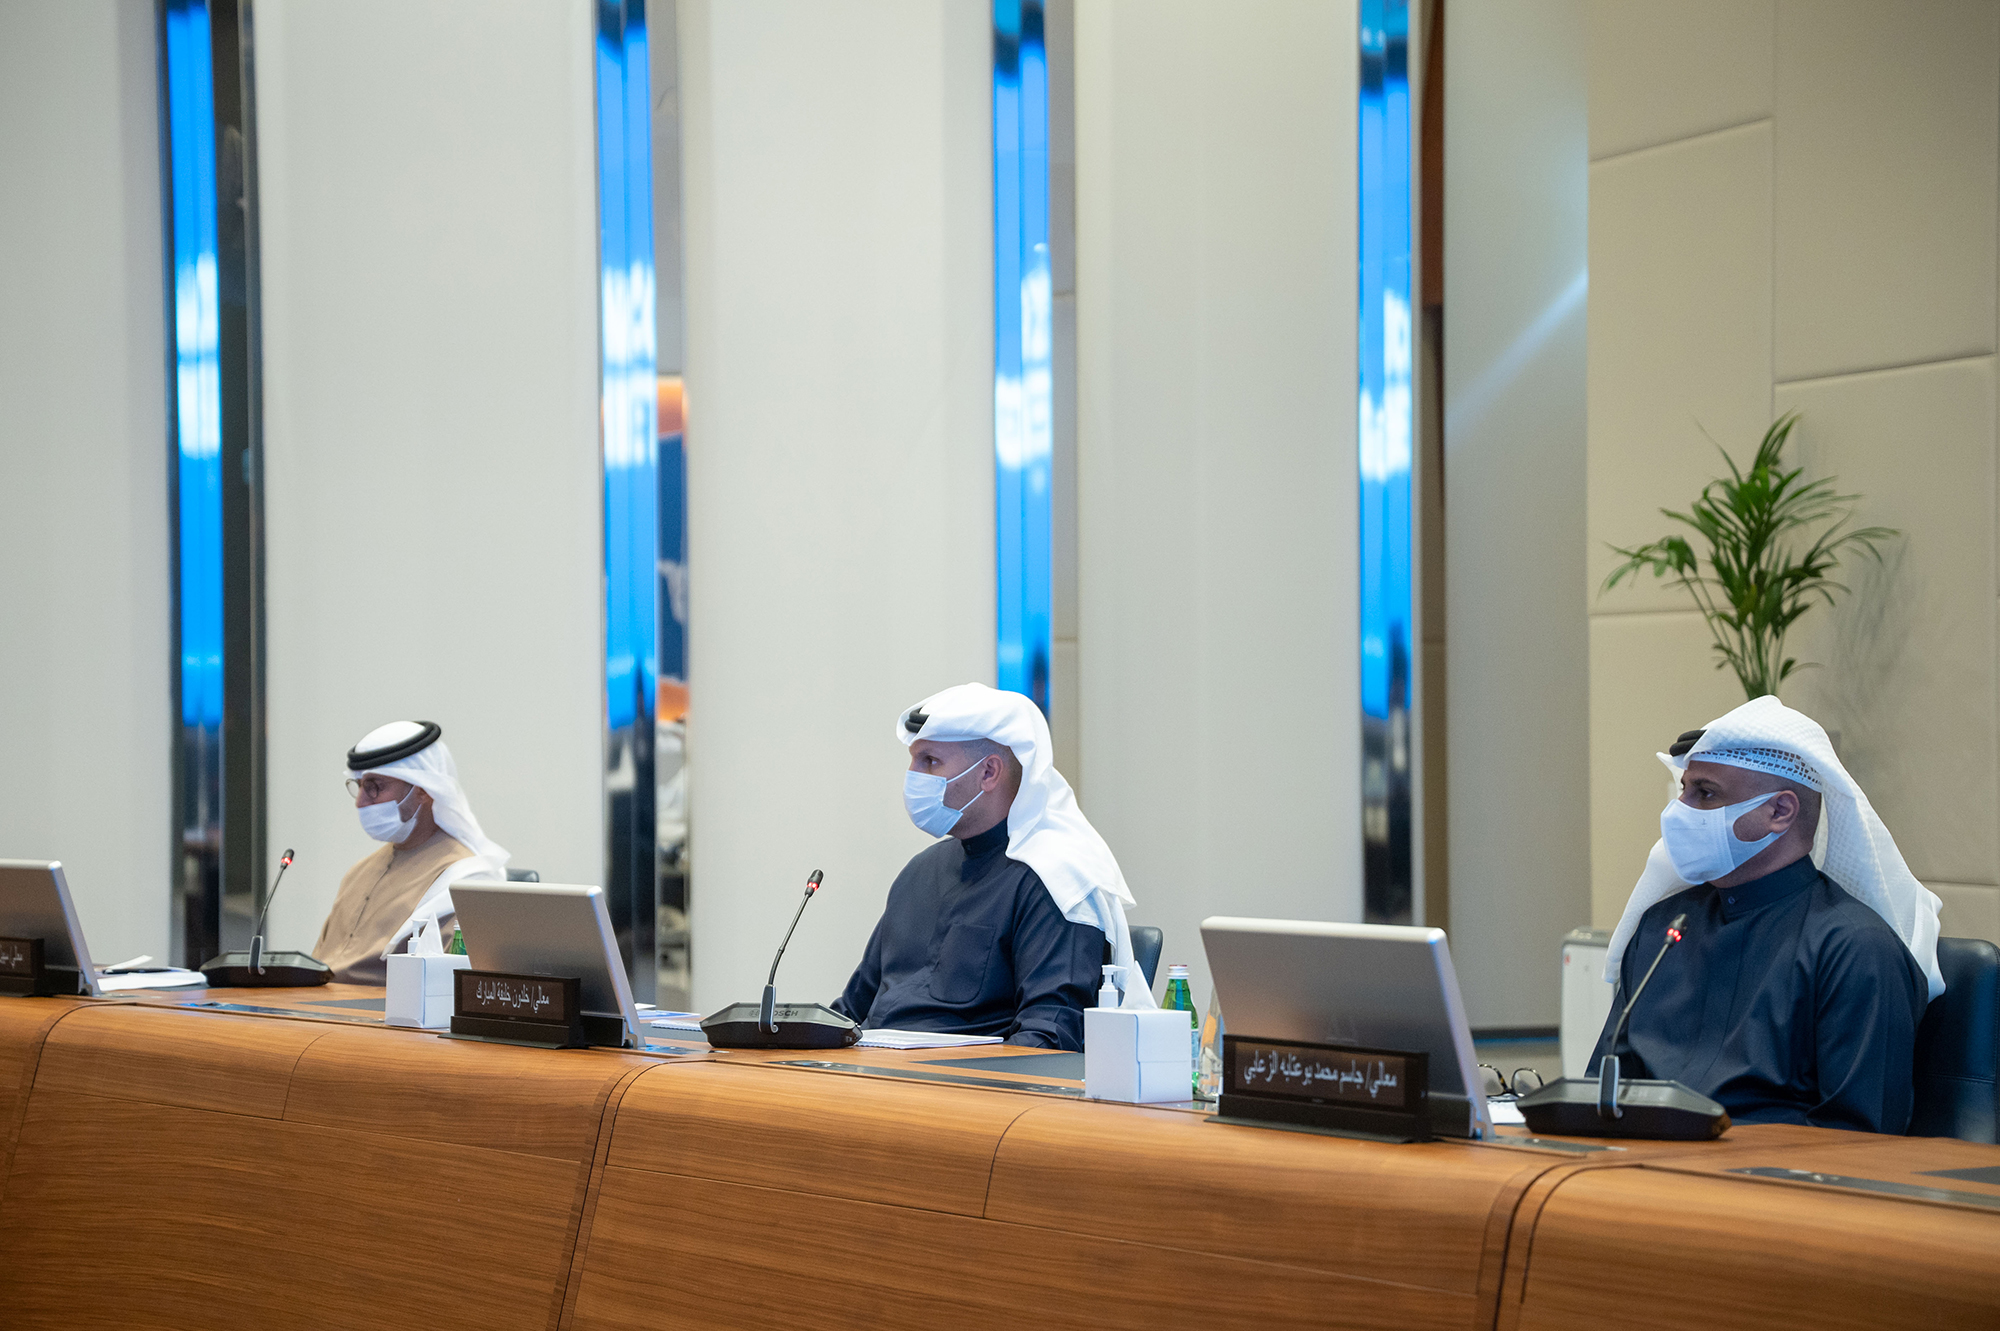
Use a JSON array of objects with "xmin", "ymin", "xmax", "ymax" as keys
[
  {"xmin": 450, "ymin": 882, "xmax": 640, "ymax": 1048},
  {"xmin": 1200, "ymin": 916, "xmax": 1494, "ymax": 1139},
  {"xmin": 0, "ymin": 860, "xmax": 100, "ymax": 997}
]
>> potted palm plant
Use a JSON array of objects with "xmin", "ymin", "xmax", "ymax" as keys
[{"xmin": 1602, "ymin": 412, "xmax": 1898, "ymax": 700}]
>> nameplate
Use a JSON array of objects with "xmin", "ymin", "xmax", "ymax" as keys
[
  {"xmin": 449, "ymin": 970, "xmax": 587, "ymax": 1048},
  {"xmin": 1214, "ymin": 1035, "xmax": 1430, "ymax": 1142},
  {"xmin": 0, "ymin": 937, "xmax": 53, "ymax": 997},
  {"xmin": 0, "ymin": 937, "xmax": 41, "ymax": 977}
]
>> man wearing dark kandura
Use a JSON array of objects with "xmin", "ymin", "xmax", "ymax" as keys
[
  {"xmin": 1596, "ymin": 696, "xmax": 1942, "ymax": 1133},
  {"xmin": 832, "ymin": 683, "xmax": 1155, "ymax": 1051}
]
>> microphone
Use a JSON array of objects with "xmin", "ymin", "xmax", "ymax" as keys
[
  {"xmin": 1514, "ymin": 910, "xmax": 1726, "ymax": 1140},
  {"xmin": 198, "ymin": 847, "xmax": 332, "ymax": 989},
  {"xmin": 248, "ymin": 848, "xmax": 295, "ymax": 976},
  {"xmin": 700, "ymin": 868, "xmax": 859, "ymax": 1050},
  {"xmin": 1598, "ymin": 911, "xmax": 1689, "ymax": 1107},
  {"xmin": 760, "ymin": 870, "xmax": 824, "ymax": 1031}
]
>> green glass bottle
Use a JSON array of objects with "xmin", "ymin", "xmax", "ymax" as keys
[
  {"xmin": 1162, "ymin": 963, "xmax": 1197, "ymax": 1094},
  {"xmin": 447, "ymin": 922, "xmax": 467, "ymax": 956}
]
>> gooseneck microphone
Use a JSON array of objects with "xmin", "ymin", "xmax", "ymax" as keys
[
  {"xmin": 700, "ymin": 868, "xmax": 859, "ymax": 1050},
  {"xmin": 760, "ymin": 869, "xmax": 824, "ymax": 1032},
  {"xmin": 1514, "ymin": 911, "xmax": 1725, "ymax": 1140},
  {"xmin": 247, "ymin": 849, "xmax": 296, "ymax": 976},
  {"xmin": 199, "ymin": 848, "xmax": 332, "ymax": 988},
  {"xmin": 1597, "ymin": 912, "xmax": 1689, "ymax": 1119}
]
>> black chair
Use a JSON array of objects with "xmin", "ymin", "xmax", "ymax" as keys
[
  {"xmin": 1129, "ymin": 925, "xmax": 1164, "ymax": 991},
  {"xmin": 505, "ymin": 868, "xmax": 540, "ymax": 883},
  {"xmin": 1909, "ymin": 936, "xmax": 2000, "ymax": 1142}
]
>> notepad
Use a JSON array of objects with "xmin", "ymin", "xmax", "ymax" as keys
[
  {"xmin": 854, "ymin": 1030, "xmax": 1002, "ymax": 1050},
  {"xmin": 95, "ymin": 969, "xmax": 208, "ymax": 992},
  {"xmin": 640, "ymin": 1015, "xmax": 1000, "ymax": 1051}
]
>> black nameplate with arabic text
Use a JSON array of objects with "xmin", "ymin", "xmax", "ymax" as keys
[
  {"xmin": 0, "ymin": 937, "xmax": 51, "ymax": 997},
  {"xmin": 449, "ymin": 970, "xmax": 587, "ymax": 1048},
  {"xmin": 1215, "ymin": 1035, "xmax": 1430, "ymax": 1142}
]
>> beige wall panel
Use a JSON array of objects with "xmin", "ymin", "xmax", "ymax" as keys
[
  {"xmin": 256, "ymin": 0, "xmax": 605, "ymax": 947},
  {"xmin": 679, "ymin": 0, "xmax": 993, "ymax": 1010},
  {"xmin": 1777, "ymin": 359, "xmax": 1999, "ymax": 888},
  {"xmin": 1588, "ymin": 123, "xmax": 1773, "ymax": 617},
  {"xmin": 1075, "ymin": 0, "xmax": 1360, "ymax": 1006},
  {"xmin": 1586, "ymin": 0, "xmax": 1773, "ymax": 161},
  {"xmin": 1589, "ymin": 611, "xmax": 1747, "ymax": 925},
  {"xmin": 1773, "ymin": 0, "xmax": 1999, "ymax": 382},
  {"xmin": 1932, "ymin": 881, "xmax": 2000, "ymax": 947},
  {"xmin": 0, "ymin": 0, "xmax": 170, "ymax": 964}
]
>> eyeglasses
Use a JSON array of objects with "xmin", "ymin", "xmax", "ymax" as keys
[
  {"xmin": 1478, "ymin": 1064, "xmax": 1547, "ymax": 1100},
  {"xmin": 345, "ymin": 776, "xmax": 399, "ymax": 802}
]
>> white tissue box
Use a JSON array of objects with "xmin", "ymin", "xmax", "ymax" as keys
[
  {"xmin": 1084, "ymin": 1006, "xmax": 1193, "ymax": 1103},
  {"xmin": 385, "ymin": 952, "xmax": 471, "ymax": 1029}
]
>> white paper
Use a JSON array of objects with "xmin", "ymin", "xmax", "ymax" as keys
[
  {"xmin": 1487, "ymin": 1098, "xmax": 1527, "ymax": 1126},
  {"xmin": 95, "ymin": 970, "xmax": 208, "ymax": 992},
  {"xmin": 644, "ymin": 1013, "xmax": 704, "ymax": 1030},
  {"xmin": 854, "ymin": 1030, "xmax": 1002, "ymax": 1049}
]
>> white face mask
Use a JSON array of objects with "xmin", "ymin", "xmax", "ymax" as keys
[
  {"xmin": 1660, "ymin": 790, "xmax": 1781, "ymax": 885},
  {"xmin": 358, "ymin": 785, "xmax": 424, "ymax": 844},
  {"xmin": 903, "ymin": 759, "xmax": 988, "ymax": 838}
]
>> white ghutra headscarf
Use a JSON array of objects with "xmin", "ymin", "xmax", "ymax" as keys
[
  {"xmin": 897, "ymin": 683, "xmax": 1157, "ymax": 1009},
  {"xmin": 1606, "ymin": 695, "xmax": 1944, "ymax": 1001}
]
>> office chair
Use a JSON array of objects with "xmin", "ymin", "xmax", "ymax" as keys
[
  {"xmin": 1909, "ymin": 936, "xmax": 1999, "ymax": 1142},
  {"xmin": 505, "ymin": 868, "xmax": 540, "ymax": 883},
  {"xmin": 1128, "ymin": 925, "xmax": 1164, "ymax": 991}
]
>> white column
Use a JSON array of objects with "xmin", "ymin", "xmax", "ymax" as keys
[
  {"xmin": 1444, "ymin": 0, "xmax": 1591, "ymax": 1028},
  {"xmin": 1072, "ymin": 0, "xmax": 1363, "ymax": 1006},
  {"xmin": 0, "ymin": 0, "xmax": 172, "ymax": 965},
  {"xmin": 254, "ymin": 0, "xmax": 605, "ymax": 946},
  {"xmin": 677, "ymin": 0, "xmax": 993, "ymax": 1010}
]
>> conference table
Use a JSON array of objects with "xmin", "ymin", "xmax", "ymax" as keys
[{"xmin": 0, "ymin": 985, "xmax": 1994, "ymax": 1329}]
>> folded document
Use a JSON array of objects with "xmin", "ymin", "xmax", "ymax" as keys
[
  {"xmin": 95, "ymin": 969, "xmax": 207, "ymax": 992},
  {"xmin": 643, "ymin": 1014, "xmax": 1000, "ymax": 1050}
]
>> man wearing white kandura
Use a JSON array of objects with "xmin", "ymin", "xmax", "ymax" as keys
[
  {"xmin": 1596, "ymin": 695, "xmax": 1942, "ymax": 1133},
  {"xmin": 313, "ymin": 720, "xmax": 511, "ymax": 984},
  {"xmin": 831, "ymin": 683, "xmax": 1154, "ymax": 1051}
]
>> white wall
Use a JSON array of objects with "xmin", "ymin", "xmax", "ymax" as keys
[
  {"xmin": 677, "ymin": 0, "xmax": 993, "ymax": 1011},
  {"xmin": 1072, "ymin": 0, "xmax": 1362, "ymax": 1009},
  {"xmin": 254, "ymin": 0, "xmax": 605, "ymax": 948},
  {"xmin": 0, "ymin": 0, "xmax": 172, "ymax": 966},
  {"xmin": 1586, "ymin": 0, "xmax": 2000, "ymax": 944},
  {"xmin": 1443, "ymin": 0, "xmax": 1590, "ymax": 1028}
]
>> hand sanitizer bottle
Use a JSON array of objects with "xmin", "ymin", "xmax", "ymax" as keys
[{"xmin": 1097, "ymin": 964, "xmax": 1122, "ymax": 1009}]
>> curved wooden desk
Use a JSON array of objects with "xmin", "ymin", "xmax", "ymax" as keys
[{"xmin": 0, "ymin": 990, "xmax": 1994, "ymax": 1329}]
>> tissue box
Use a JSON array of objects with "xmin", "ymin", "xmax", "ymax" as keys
[
  {"xmin": 1084, "ymin": 1006, "xmax": 1193, "ymax": 1103},
  {"xmin": 385, "ymin": 952, "xmax": 471, "ymax": 1029}
]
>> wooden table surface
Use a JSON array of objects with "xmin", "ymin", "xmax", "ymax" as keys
[{"xmin": 1, "ymin": 986, "xmax": 1995, "ymax": 1329}]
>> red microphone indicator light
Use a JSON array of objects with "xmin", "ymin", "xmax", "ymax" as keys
[{"xmin": 1666, "ymin": 926, "xmax": 1682, "ymax": 943}]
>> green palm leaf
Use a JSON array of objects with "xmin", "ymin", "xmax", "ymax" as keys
[{"xmin": 1600, "ymin": 412, "xmax": 1898, "ymax": 699}]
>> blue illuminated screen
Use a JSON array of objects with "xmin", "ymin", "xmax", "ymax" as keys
[
  {"xmin": 994, "ymin": 0, "xmax": 1052, "ymax": 714},
  {"xmin": 598, "ymin": 0, "xmax": 659, "ymax": 732},
  {"xmin": 164, "ymin": 0, "xmax": 223, "ymax": 730}
]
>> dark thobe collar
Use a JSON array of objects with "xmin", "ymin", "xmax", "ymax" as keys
[
  {"xmin": 1713, "ymin": 853, "xmax": 1819, "ymax": 921},
  {"xmin": 957, "ymin": 820, "xmax": 1010, "ymax": 879}
]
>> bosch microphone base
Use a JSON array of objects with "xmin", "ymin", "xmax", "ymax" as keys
[
  {"xmin": 1515, "ymin": 1076, "xmax": 1730, "ymax": 1140},
  {"xmin": 701, "ymin": 1002, "xmax": 860, "ymax": 1050},
  {"xmin": 199, "ymin": 950, "xmax": 332, "ymax": 988}
]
